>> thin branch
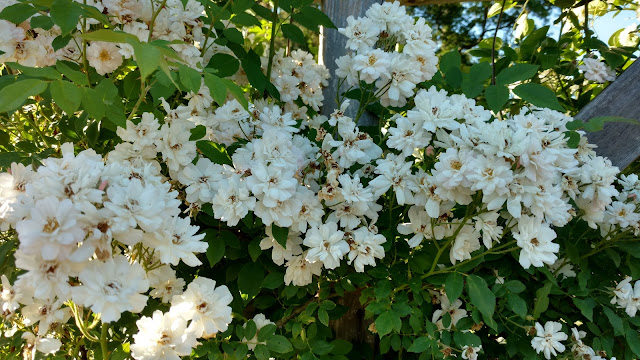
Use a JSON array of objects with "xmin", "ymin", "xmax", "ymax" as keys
[{"xmin": 491, "ymin": 0, "xmax": 508, "ymax": 86}]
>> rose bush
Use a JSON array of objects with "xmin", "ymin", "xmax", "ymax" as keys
[{"xmin": 0, "ymin": 0, "xmax": 639, "ymax": 359}]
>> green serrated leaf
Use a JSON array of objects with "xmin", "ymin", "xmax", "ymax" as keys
[
  {"xmin": 205, "ymin": 230, "xmax": 225, "ymax": 267},
  {"xmin": 467, "ymin": 275, "xmax": 495, "ymax": 320},
  {"xmin": 267, "ymin": 335, "xmax": 293, "ymax": 354},
  {"xmin": 603, "ymin": 306, "xmax": 624, "ymax": 336},
  {"xmin": 318, "ymin": 308, "xmax": 329, "ymax": 326},
  {"xmin": 507, "ymin": 293, "xmax": 527, "ymax": 319},
  {"xmin": 375, "ymin": 310, "xmax": 401, "ymax": 337},
  {"xmin": 484, "ymin": 84, "xmax": 509, "ymax": 113},
  {"xmin": 0, "ymin": 3, "xmax": 38, "ymax": 24},
  {"xmin": 254, "ymin": 344, "xmax": 270, "ymax": 360},
  {"xmin": 238, "ymin": 262, "xmax": 264, "ymax": 298},
  {"xmin": 407, "ymin": 337, "xmax": 430, "ymax": 353},
  {"xmin": 281, "ymin": 23, "xmax": 306, "ymax": 44},
  {"xmin": 513, "ymin": 83, "xmax": 564, "ymax": 112},
  {"xmin": 532, "ymin": 282, "xmax": 553, "ymax": 319},
  {"xmin": 50, "ymin": 0, "xmax": 84, "ymax": 35},
  {"xmin": 0, "ymin": 79, "xmax": 48, "ymax": 114},
  {"xmin": 50, "ymin": 80, "xmax": 82, "ymax": 115},
  {"xmin": 445, "ymin": 272, "xmax": 464, "ymax": 302},
  {"xmin": 271, "ymin": 225, "xmax": 289, "ymax": 249},
  {"xmin": 179, "ymin": 65, "xmax": 201, "ymax": 93},
  {"xmin": 196, "ymin": 140, "xmax": 232, "ymax": 165},
  {"xmin": 496, "ymin": 63, "xmax": 539, "ymax": 85}
]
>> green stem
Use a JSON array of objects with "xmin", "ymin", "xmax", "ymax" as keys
[
  {"xmin": 490, "ymin": 0, "xmax": 507, "ymax": 86},
  {"xmin": 100, "ymin": 322, "xmax": 109, "ymax": 360},
  {"xmin": 147, "ymin": 0, "xmax": 168, "ymax": 42},
  {"xmin": 200, "ymin": 0, "xmax": 233, "ymax": 56},
  {"xmin": 265, "ymin": 0, "xmax": 280, "ymax": 83},
  {"xmin": 25, "ymin": 111, "xmax": 50, "ymax": 148}
]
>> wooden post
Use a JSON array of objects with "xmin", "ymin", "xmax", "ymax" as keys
[
  {"xmin": 576, "ymin": 60, "xmax": 640, "ymax": 169},
  {"xmin": 320, "ymin": 0, "xmax": 383, "ymax": 126}
]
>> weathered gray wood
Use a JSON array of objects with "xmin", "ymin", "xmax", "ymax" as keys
[
  {"xmin": 577, "ymin": 60, "xmax": 640, "ymax": 169},
  {"xmin": 320, "ymin": 0, "xmax": 383, "ymax": 126}
]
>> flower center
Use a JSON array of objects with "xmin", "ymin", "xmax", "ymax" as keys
[{"xmin": 43, "ymin": 218, "xmax": 60, "ymax": 233}]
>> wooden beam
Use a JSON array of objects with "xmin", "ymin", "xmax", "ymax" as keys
[
  {"xmin": 577, "ymin": 60, "xmax": 640, "ymax": 170},
  {"xmin": 320, "ymin": 0, "xmax": 383, "ymax": 126}
]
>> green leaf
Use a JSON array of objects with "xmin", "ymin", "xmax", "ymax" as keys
[
  {"xmin": 203, "ymin": 73, "xmax": 227, "ymax": 106},
  {"xmin": 440, "ymin": 50, "xmax": 461, "ymax": 74},
  {"xmin": 445, "ymin": 272, "xmax": 464, "ymax": 302},
  {"xmin": 231, "ymin": 13, "xmax": 262, "ymax": 28},
  {"xmin": 281, "ymin": 23, "xmax": 306, "ymax": 44},
  {"xmin": 330, "ymin": 339, "xmax": 352, "ymax": 355},
  {"xmin": 50, "ymin": 0, "xmax": 84, "ymax": 35},
  {"xmin": 50, "ymin": 80, "xmax": 82, "ymax": 115},
  {"xmin": 267, "ymin": 335, "xmax": 293, "ymax": 354},
  {"xmin": 179, "ymin": 65, "xmax": 201, "ymax": 93},
  {"xmin": 310, "ymin": 338, "xmax": 334, "ymax": 355},
  {"xmin": 205, "ymin": 230, "xmax": 225, "ymax": 267},
  {"xmin": 504, "ymin": 280, "xmax": 526, "ymax": 294},
  {"xmin": 206, "ymin": 53, "xmax": 240, "ymax": 78},
  {"xmin": 196, "ymin": 140, "xmax": 232, "ymax": 165},
  {"xmin": 254, "ymin": 344, "xmax": 270, "ymax": 360},
  {"xmin": 627, "ymin": 327, "xmax": 640, "ymax": 356},
  {"xmin": 263, "ymin": 272, "xmax": 284, "ymax": 290},
  {"xmin": 466, "ymin": 275, "xmax": 495, "ymax": 320},
  {"xmin": 496, "ymin": 63, "xmax": 539, "ymax": 85},
  {"xmin": 573, "ymin": 298, "xmax": 595, "ymax": 321},
  {"xmin": 221, "ymin": 78, "xmax": 248, "ymax": 110},
  {"xmin": 7, "ymin": 62, "xmax": 61, "ymax": 80},
  {"xmin": 484, "ymin": 85, "xmax": 509, "ymax": 113},
  {"xmin": 56, "ymin": 61, "xmax": 89, "ymax": 86},
  {"xmin": 532, "ymin": 282, "xmax": 553, "ymax": 319},
  {"xmin": 271, "ymin": 225, "xmax": 289, "ymax": 249},
  {"xmin": 453, "ymin": 331, "xmax": 482, "ymax": 347},
  {"xmin": 241, "ymin": 57, "xmax": 268, "ymax": 92},
  {"xmin": 603, "ymin": 306, "xmax": 624, "ymax": 336},
  {"xmin": 258, "ymin": 324, "xmax": 276, "ymax": 342},
  {"xmin": 238, "ymin": 262, "xmax": 264, "ymax": 298},
  {"xmin": 407, "ymin": 337, "xmax": 430, "ymax": 353},
  {"xmin": 30, "ymin": 15, "xmax": 55, "ymax": 30},
  {"xmin": 232, "ymin": 0, "xmax": 254, "ymax": 13},
  {"xmin": 189, "ymin": 125, "xmax": 206, "ymax": 141},
  {"xmin": 318, "ymin": 308, "xmax": 329, "ymax": 326},
  {"xmin": 507, "ymin": 293, "xmax": 527, "ymax": 319},
  {"xmin": 512, "ymin": 83, "xmax": 564, "ymax": 112},
  {"xmin": 223, "ymin": 28, "xmax": 245, "ymax": 44},
  {"xmin": 375, "ymin": 310, "xmax": 401, "ymax": 337},
  {"xmin": 131, "ymin": 42, "xmax": 162, "ymax": 80},
  {"xmin": 0, "ymin": 79, "xmax": 48, "ymax": 114},
  {"xmin": 565, "ymin": 131, "xmax": 580, "ymax": 148},
  {"xmin": 0, "ymin": 3, "xmax": 38, "ymax": 24},
  {"xmin": 244, "ymin": 320, "xmax": 257, "ymax": 340},
  {"xmin": 298, "ymin": 6, "xmax": 336, "ymax": 29},
  {"xmin": 78, "ymin": 29, "xmax": 138, "ymax": 43}
]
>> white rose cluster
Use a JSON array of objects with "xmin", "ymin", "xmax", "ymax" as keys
[
  {"xmin": 0, "ymin": 137, "xmax": 235, "ymax": 358},
  {"xmin": 336, "ymin": 1, "xmax": 438, "ymax": 107},
  {"xmin": 0, "ymin": 0, "xmax": 207, "ymax": 71}
]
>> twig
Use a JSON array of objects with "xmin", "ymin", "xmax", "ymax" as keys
[
  {"xmin": 491, "ymin": 0, "xmax": 508, "ymax": 86},
  {"xmin": 265, "ymin": 0, "xmax": 280, "ymax": 83}
]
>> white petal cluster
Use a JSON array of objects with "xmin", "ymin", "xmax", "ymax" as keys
[
  {"xmin": 336, "ymin": 1, "xmax": 437, "ymax": 107},
  {"xmin": 0, "ymin": 137, "xmax": 208, "ymax": 348},
  {"xmin": 383, "ymin": 88, "xmax": 619, "ymax": 269},
  {"xmin": 611, "ymin": 277, "xmax": 640, "ymax": 317},
  {"xmin": 579, "ymin": 58, "xmax": 616, "ymax": 83},
  {"xmin": 130, "ymin": 276, "xmax": 232, "ymax": 360},
  {"xmin": 531, "ymin": 321, "xmax": 567, "ymax": 359}
]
